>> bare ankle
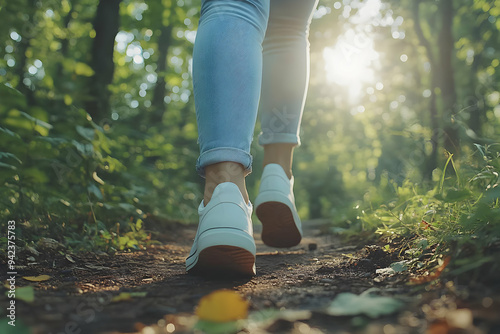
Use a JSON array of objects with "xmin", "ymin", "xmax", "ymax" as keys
[
  {"xmin": 204, "ymin": 162, "xmax": 249, "ymax": 205},
  {"xmin": 263, "ymin": 143, "xmax": 295, "ymax": 180}
]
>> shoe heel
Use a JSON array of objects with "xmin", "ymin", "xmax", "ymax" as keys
[
  {"xmin": 255, "ymin": 191, "xmax": 302, "ymax": 248},
  {"xmin": 187, "ymin": 228, "xmax": 256, "ymax": 276}
]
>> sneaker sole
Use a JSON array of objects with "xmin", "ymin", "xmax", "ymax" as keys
[
  {"xmin": 256, "ymin": 200, "xmax": 302, "ymax": 248},
  {"xmin": 188, "ymin": 245, "xmax": 256, "ymax": 277},
  {"xmin": 186, "ymin": 228, "xmax": 256, "ymax": 277}
]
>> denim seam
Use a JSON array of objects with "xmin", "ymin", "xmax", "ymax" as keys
[
  {"xmin": 196, "ymin": 147, "xmax": 253, "ymax": 177},
  {"xmin": 258, "ymin": 132, "xmax": 301, "ymax": 146}
]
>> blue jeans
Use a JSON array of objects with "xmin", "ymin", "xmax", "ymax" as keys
[{"xmin": 194, "ymin": 0, "xmax": 318, "ymax": 176}]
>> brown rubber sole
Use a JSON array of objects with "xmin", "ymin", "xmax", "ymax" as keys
[
  {"xmin": 256, "ymin": 201, "xmax": 302, "ymax": 248},
  {"xmin": 188, "ymin": 245, "xmax": 256, "ymax": 277}
]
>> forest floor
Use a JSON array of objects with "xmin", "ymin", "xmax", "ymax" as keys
[{"xmin": 1, "ymin": 220, "xmax": 500, "ymax": 334}]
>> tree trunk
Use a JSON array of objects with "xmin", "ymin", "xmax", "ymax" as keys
[
  {"xmin": 151, "ymin": 24, "xmax": 174, "ymax": 123},
  {"xmin": 14, "ymin": 0, "xmax": 36, "ymax": 106},
  {"xmin": 438, "ymin": 0, "xmax": 459, "ymax": 155},
  {"xmin": 55, "ymin": 2, "xmax": 75, "ymax": 83},
  {"xmin": 413, "ymin": 0, "xmax": 439, "ymax": 179},
  {"xmin": 86, "ymin": 0, "xmax": 122, "ymax": 122},
  {"xmin": 467, "ymin": 22, "xmax": 486, "ymax": 137}
]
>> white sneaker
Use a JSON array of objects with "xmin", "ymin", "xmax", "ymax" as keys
[
  {"xmin": 255, "ymin": 163, "xmax": 302, "ymax": 248},
  {"xmin": 186, "ymin": 182, "xmax": 256, "ymax": 276}
]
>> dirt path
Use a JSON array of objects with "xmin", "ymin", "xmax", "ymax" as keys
[{"xmin": 1, "ymin": 221, "xmax": 499, "ymax": 334}]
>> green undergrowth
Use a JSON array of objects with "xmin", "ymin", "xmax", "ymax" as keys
[
  {"xmin": 349, "ymin": 144, "xmax": 500, "ymax": 284},
  {"xmin": 0, "ymin": 84, "xmax": 197, "ymax": 254}
]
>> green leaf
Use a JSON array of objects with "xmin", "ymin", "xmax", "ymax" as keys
[
  {"xmin": 444, "ymin": 189, "xmax": 472, "ymax": 203},
  {"xmin": 19, "ymin": 111, "xmax": 53, "ymax": 130},
  {"xmin": 76, "ymin": 125, "xmax": 95, "ymax": 141},
  {"xmin": 23, "ymin": 167, "xmax": 49, "ymax": 183},
  {"xmin": 390, "ymin": 260, "xmax": 409, "ymax": 273},
  {"xmin": 0, "ymin": 162, "xmax": 17, "ymax": 170},
  {"xmin": 13, "ymin": 286, "xmax": 35, "ymax": 303},
  {"xmin": 0, "ymin": 83, "xmax": 26, "ymax": 108},
  {"xmin": 87, "ymin": 184, "xmax": 103, "ymax": 200},
  {"xmin": 35, "ymin": 136, "xmax": 68, "ymax": 145},
  {"xmin": 118, "ymin": 203, "xmax": 136, "ymax": 212},
  {"xmin": 248, "ymin": 309, "xmax": 311, "ymax": 327},
  {"xmin": 417, "ymin": 239, "xmax": 428, "ymax": 250},
  {"xmin": 0, "ymin": 318, "xmax": 31, "ymax": 334},
  {"xmin": 0, "ymin": 152, "xmax": 22, "ymax": 164},
  {"xmin": 0, "ymin": 126, "xmax": 19, "ymax": 138},
  {"xmin": 473, "ymin": 143, "xmax": 486, "ymax": 159},
  {"xmin": 194, "ymin": 320, "xmax": 243, "ymax": 334},
  {"xmin": 325, "ymin": 291, "xmax": 403, "ymax": 318}
]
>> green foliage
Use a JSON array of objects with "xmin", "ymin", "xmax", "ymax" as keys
[
  {"xmin": 359, "ymin": 144, "xmax": 500, "ymax": 277},
  {"xmin": 326, "ymin": 289, "xmax": 403, "ymax": 318},
  {"xmin": 0, "ymin": 0, "xmax": 202, "ymax": 251}
]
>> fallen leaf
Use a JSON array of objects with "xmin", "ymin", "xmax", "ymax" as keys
[
  {"xmin": 194, "ymin": 320, "xmax": 243, "ymax": 334},
  {"xmin": 65, "ymin": 254, "xmax": 75, "ymax": 263},
  {"xmin": 111, "ymin": 291, "xmax": 147, "ymax": 302},
  {"xmin": 376, "ymin": 267, "xmax": 395, "ymax": 275},
  {"xmin": 13, "ymin": 286, "xmax": 35, "ymax": 303},
  {"xmin": 390, "ymin": 260, "xmax": 410, "ymax": 272},
  {"xmin": 427, "ymin": 320, "xmax": 450, "ymax": 334},
  {"xmin": 23, "ymin": 275, "xmax": 51, "ymax": 282},
  {"xmin": 196, "ymin": 289, "xmax": 249, "ymax": 322},
  {"xmin": 0, "ymin": 317, "xmax": 31, "ymax": 333},
  {"xmin": 409, "ymin": 256, "xmax": 451, "ymax": 284},
  {"xmin": 325, "ymin": 291, "xmax": 403, "ymax": 318},
  {"xmin": 247, "ymin": 309, "xmax": 311, "ymax": 330}
]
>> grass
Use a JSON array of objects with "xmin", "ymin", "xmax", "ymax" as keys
[{"xmin": 355, "ymin": 144, "xmax": 500, "ymax": 284}]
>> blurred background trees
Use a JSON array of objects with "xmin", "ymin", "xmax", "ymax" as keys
[{"xmin": 0, "ymin": 0, "xmax": 499, "ymax": 249}]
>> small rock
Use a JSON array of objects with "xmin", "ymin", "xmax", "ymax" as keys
[
  {"xmin": 297, "ymin": 274, "xmax": 305, "ymax": 280},
  {"xmin": 316, "ymin": 266, "xmax": 335, "ymax": 274},
  {"xmin": 308, "ymin": 243, "xmax": 317, "ymax": 251},
  {"xmin": 357, "ymin": 258, "xmax": 376, "ymax": 271},
  {"xmin": 26, "ymin": 246, "xmax": 40, "ymax": 256},
  {"xmin": 37, "ymin": 237, "xmax": 65, "ymax": 251},
  {"xmin": 27, "ymin": 256, "xmax": 36, "ymax": 262}
]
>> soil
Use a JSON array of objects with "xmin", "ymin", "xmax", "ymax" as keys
[{"xmin": 1, "ymin": 220, "xmax": 500, "ymax": 334}]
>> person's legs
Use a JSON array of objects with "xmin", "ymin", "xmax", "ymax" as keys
[
  {"xmin": 255, "ymin": 0, "xmax": 318, "ymax": 248},
  {"xmin": 193, "ymin": 0, "xmax": 270, "ymax": 204},
  {"xmin": 259, "ymin": 0, "xmax": 318, "ymax": 176},
  {"xmin": 187, "ymin": 0, "xmax": 270, "ymax": 276}
]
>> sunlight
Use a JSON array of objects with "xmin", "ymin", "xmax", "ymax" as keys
[
  {"xmin": 323, "ymin": 0, "xmax": 384, "ymax": 102},
  {"xmin": 323, "ymin": 35, "xmax": 379, "ymax": 101}
]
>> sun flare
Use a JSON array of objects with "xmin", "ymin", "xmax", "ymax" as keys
[{"xmin": 323, "ymin": 30, "xmax": 379, "ymax": 102}]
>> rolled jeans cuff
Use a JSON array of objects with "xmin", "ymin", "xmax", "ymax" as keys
[
  {"xmin": 258, "ymin": 132, "xmax": 301, "ymax": 147},
  {"xmin": 196, "ymin": 147, "xmax": 253, "ymax": 177}
]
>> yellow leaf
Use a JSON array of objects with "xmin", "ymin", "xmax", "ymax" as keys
[
  {"xmin": 111, "ymin": 292, "xmax": 147, "ymax": 302},
  {"xmin": 23, "ymin": 275, "xmax": 51, "ymax": 282},
  {"xmin": 92, "ymin": 171, "xmax": 105, "ymax": 185},
  {"xmin": 196, "ymin": 289, "xmax": 249, "ymax": 322}
]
